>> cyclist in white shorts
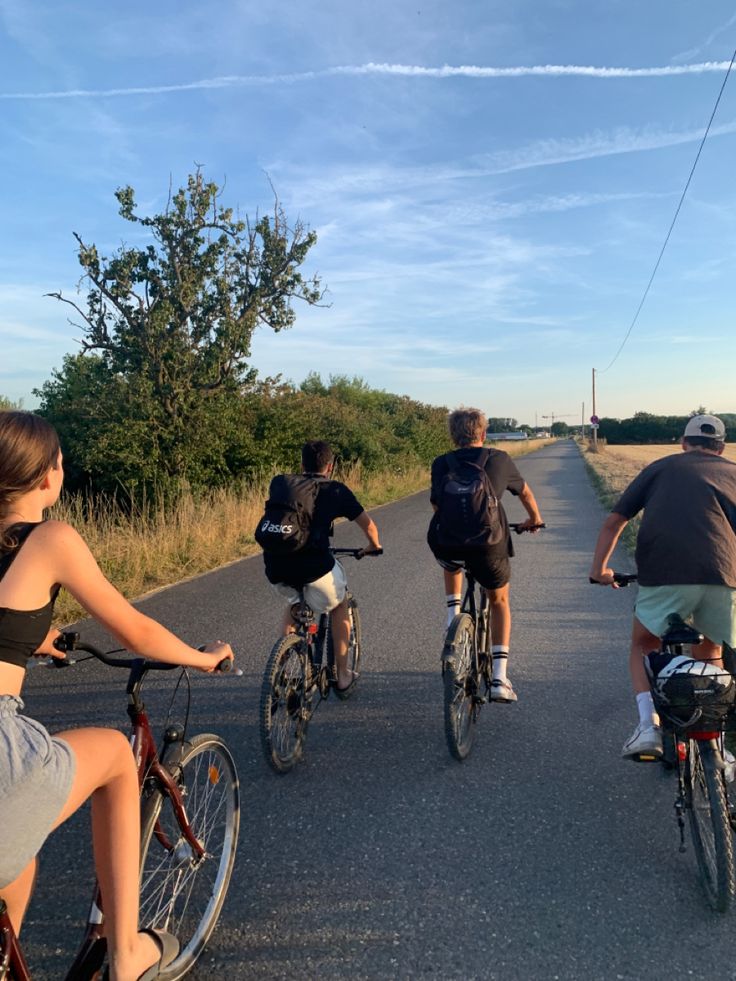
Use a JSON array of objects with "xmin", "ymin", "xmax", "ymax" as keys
[
  {"xmin": 262, "ymin": 441, "xmax": 382, "ymax": 695},
  {"xmin": 589, "ymin": 414, "xmax": 736, "ymax": 760}
]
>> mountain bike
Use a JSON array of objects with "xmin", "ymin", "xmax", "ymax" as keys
[
  {"xmin": 260, "ymin": 546, "xmax": 382, "ymax": 774},
  {"xmin": 597, "ymin": 572, "xmax": 736, "ymax": 912},
  {"xmin": 442, "ymin": 523, "xmax": 544, "ymax": 761},
  {"xmin": 0, "ymin": 633, "xmax": 240, "ymax": 980}
]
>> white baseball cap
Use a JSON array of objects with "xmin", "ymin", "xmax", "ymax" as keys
[{"xmin": 683, "ymin": 414, "xmax": 726, "ymax": 440}]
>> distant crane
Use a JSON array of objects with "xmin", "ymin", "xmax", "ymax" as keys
[{"xmin": 541, "ymin": 413, "xmax": 575, "ymax": 429}]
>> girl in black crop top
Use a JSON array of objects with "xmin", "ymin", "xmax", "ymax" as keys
[
  {"xmin": 0, "ymin": 411, "xmax": 235, "ymax": 980},
  {"xmin": 0, "ymin": 522, "xmax": 59, "ymax": 668}
]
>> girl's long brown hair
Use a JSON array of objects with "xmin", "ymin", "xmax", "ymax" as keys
[{"xmin": 0, "ymin": 411, "xmax": 60, "ymax": 552}]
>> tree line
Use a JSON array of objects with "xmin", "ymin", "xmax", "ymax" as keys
[
  {"xmin": 13, "ymin": 171, "xmax": 450, "ymax": 497},
  {"xmin": 597, "ymin": 411, "xmax": 736, "ymax": 444}
]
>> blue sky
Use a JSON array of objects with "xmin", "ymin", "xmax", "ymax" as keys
[{"xmin": 2, "ymin": 1, "xmax": 735, "ymax": 426}]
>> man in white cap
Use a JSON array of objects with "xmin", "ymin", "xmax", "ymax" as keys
[{"xmin": 589, "ymin": 414, "xmax": 736, "ymax": 760}]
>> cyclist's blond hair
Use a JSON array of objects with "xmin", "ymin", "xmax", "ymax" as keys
[{"xmin": 448, "ymin": 408, "xmax": 488, "ymax": 448}]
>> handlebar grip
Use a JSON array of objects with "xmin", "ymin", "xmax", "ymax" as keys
[
  {"xmin": 216, "ymin": 658, "xmax": 233, "ymax": 673},
  {"xmin": 54, "ymin": 631, "xmax": 80, "ymax": 654},
  {"xmin": 510, "ymin": 523, "xmax": 546, "ymax": 534},
  {"xmin": 589, "ymin": 573, "xmax": 637, "ymax": 587}
]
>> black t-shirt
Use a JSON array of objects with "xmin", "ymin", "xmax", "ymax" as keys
[
  {"xmin": 613, "ymin": 450, "xmax": 736, "ymax": 587},
  {"xmin": 263, "ymin": 476, "xmax": 364, "ymax": 586},
  {"xmin": 428, "ymin": 447, "xmax": 525, "ymax": 556}
]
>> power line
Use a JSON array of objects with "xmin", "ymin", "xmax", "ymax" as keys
[{"xmin": 596, "ymin": 46, "xmax": 736, "ymax": 375}]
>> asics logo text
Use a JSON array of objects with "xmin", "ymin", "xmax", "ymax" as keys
[{"xmin": 261, "ymin": 520, "xmax": 294, "ymax": 534}]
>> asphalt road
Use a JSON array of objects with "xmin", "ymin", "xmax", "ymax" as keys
[{"xmin": 19, "ymin": 441, "xmax": 736, "ymax": 980}]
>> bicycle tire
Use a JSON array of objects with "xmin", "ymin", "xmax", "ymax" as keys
[
  {"xmin": 139, "ymin": 733, "xmax": 240, "ymax": 979},
  {"xmin": 686, "ymin": 739, "xmax": 734, "ymax": 912},
  {"xmin": 442, "ymin": 613, "xmax": 477, "ymax": 761},
  {"xmin": 327, "ymin": 594, "xmax": 362, "ymax": 698},
  {"xmin": 260, "ymin": 634, "xmax": 310, "ymax": 773}
]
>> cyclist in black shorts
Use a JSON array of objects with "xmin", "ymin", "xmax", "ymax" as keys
[{"xmin": 428, "ymin": 408, "xmax": 543, "ymax": 703}]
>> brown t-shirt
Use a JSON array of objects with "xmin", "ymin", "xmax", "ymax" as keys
[{"xmin": 613, "ymin": 450, "xmax": 736, "ymax": 587}]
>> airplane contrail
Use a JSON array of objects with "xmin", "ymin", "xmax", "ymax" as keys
[{"xmin": 0, "ymin": 61, "xmax": 730, "ymax": 100}]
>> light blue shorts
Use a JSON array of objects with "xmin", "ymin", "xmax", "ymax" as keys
[
  {"xmin": 635, "ymin": 584, "xmax": 736, "ymax": 647},
  {"xmin": 0, "ymin": 696, "xmax": 76, "ymax": 889}
]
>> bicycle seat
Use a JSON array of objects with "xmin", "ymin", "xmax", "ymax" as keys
[
  {"xmin": 289, "ymin": 602, "xmax": 315, "ymax": 626},
  {"xmin": 661, "ymin": 614, "xmax": 704, "ymax": 647}
]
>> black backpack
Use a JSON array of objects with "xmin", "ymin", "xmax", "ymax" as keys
[
  {"xmin": 255, "ymin": 474, "xmax": 324, "ymax": 554},
  {"xmin": 434, "ymin": 450, "xmax": 503, "ymax": 550}
]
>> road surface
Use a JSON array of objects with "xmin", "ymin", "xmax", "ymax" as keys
[{"xmin": 20, "ymin": 441, "xmax": 736, "ymax": 979}]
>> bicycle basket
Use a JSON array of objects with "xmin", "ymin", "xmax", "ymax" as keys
[{"xmin": 645, "ymin": 650, "xmax": 736, "ymax": 731}]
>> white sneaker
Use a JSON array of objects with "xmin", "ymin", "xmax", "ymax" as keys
[
  {"xmin": 622, "ymin": 722, "xmax": 663, "ymax": 761},
  {"xmin": 723, "ymin": 749, "xmax": 736, "ymax": 784},
  {"xmin": 490, "ymin": 678, "xmax": 518, "ymax": 703}
]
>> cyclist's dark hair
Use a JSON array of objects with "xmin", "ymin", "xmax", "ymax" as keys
[
  {"xmin": 448, "ymin": 408, "xmax": 488, "ymax": 448},
  {"xmin": 683, "ymin": 436, "xmax": 725, "ymax": 452},
  {"xmin": 302, "ymin": 440, "xmax": 334, "ymax": 472},
  {"xmin": 0, "ymin": 411, "xmax": 61, "ymax": 552}
]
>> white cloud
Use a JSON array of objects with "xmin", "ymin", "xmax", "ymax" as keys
[
  {"xmin": 0, "ymin": 61, "xmax": 731, "ymax": 100},
  {"xmin": 672, "ymin": 14, "xmax": 736, "ymax": 63}
]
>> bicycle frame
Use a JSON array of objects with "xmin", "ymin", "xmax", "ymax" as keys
[
  {"xmin": 457, "ymin": 570, "xmax": 490, "ymax": 679},
  {"xmin": 0, "ymin": 639, "xmax": 206, "ymax": 981},
  {"xmin": 289, "ymin": 600, "xmax": 332, "ymax": 703}
]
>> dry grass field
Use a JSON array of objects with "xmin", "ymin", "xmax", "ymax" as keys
[
  {"xmin": 585, "ymin": 442, "xmax": 736, "ymax": 501},
  {"xmin": 487, "ymin": 437, "xmax": 551, "ymax": 457},
  {"xmin": 581, "ymin": 441, "xmax": 736, "ymax": 551}
]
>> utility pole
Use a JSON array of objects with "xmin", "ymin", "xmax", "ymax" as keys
[{"xmin": 592, "ymin": 368, "xmax": 598, "ymax": 449}]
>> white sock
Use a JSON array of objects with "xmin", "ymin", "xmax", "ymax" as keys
[
  {"xmin": 491, "ymin": 645, "xmax": 509, "ymax": 683},
  {"xmin": 446, "ymin": 594, "xmax": 461, "ymax": 627},
  {"xmin": 636, "ymin": 691, "xmax": 658, "ymax": 727}
]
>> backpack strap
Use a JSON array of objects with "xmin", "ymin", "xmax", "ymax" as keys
[{"xmin": 478, "ymin": 448, "xmax": 498, "ymax": 498}]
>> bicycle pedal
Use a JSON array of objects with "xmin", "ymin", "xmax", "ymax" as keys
[
  {"xmin": 472, "ymin": 694, "xmax": 487, "ymax": 706},
  {"xmin": 632, "ymin": 752, "xmax": 662, "ymax": 763}
]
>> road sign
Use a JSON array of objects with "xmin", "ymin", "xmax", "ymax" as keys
[
  {"xmin": 590, "ymin": 423, "xmax": 599, "ymax": 430},
  {"xmin": 590, "ymin": 415, "xmax": 599, "ymax": 425}
]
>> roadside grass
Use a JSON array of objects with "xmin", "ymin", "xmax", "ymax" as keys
[
  {"xmin": 577, "ymin": 439, "xmax": 642, "ymax": 552},
  {"xmin": 51, "ymin": 438, "xmax": 552, "ymax": 625}
]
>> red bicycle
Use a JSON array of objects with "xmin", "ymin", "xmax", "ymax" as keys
[{"xmin": 0, "ymin": 632, "xmax": 240, "ymax": 980}]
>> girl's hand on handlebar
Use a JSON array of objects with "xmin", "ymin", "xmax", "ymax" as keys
[
  {"xmin": 198, "ymin": 641, "xmax": 234, "ymax": 673},
  {"xmin": 34, "ymin": 627, "xmax": 66, "ymax": 659}
]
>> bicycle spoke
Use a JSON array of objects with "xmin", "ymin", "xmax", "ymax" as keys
[
  {"xmin": 139, "ymin": 736, "xmax": 239, "ymax": 978},
  {"xmin": 260, "ymin": 636, "xmax": 309, "ymax": 773},
  {"xmin": 443, "ymin": 614, "xmax": 477, "ymax": 761},
  {"xmin": 687, "ymin": 740, "xmax": 734, "ymax": 912}
]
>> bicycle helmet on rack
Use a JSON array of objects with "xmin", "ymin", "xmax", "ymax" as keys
[{"xmin": 645, "ymin": 650, "xmax": 735, "ymax": 730}]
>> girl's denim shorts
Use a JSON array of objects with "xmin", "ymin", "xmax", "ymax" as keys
[{"xmin": 0, "ymin": 695, "xmax": 76, "ymax": 889}]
